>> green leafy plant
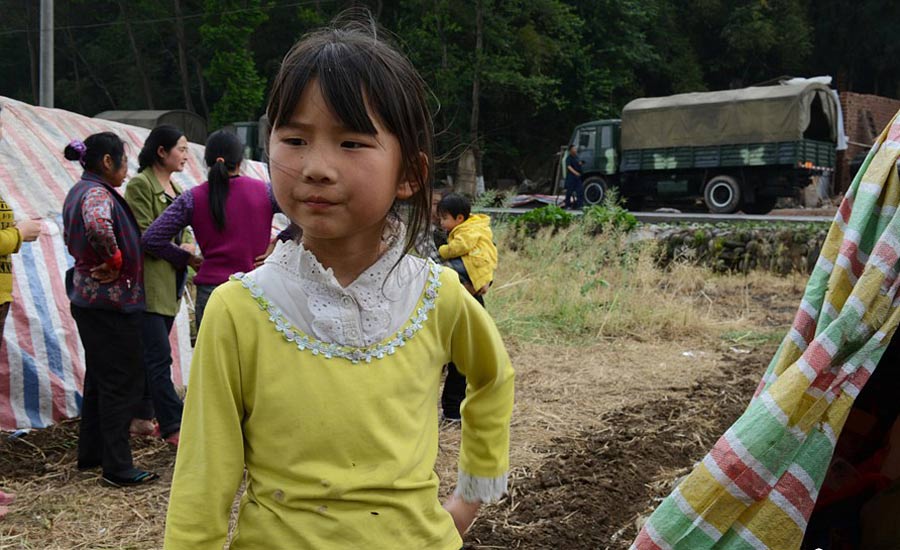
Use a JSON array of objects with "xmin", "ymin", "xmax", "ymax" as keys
[
  {"xmin": 513, "ymin": 205, "xmax": 574, "ymax": 237},
  {"xmin": 582, "ymin": 189, "xmax": 638, "ymax": 234}
]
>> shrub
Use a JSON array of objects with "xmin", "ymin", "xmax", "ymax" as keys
[{"xmin": 513, "ymin": 205, "xmax": 574, "ymax": 237}]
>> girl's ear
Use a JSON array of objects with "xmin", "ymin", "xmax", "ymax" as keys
[
  {"xmin": 396, "ymin": 152, "xmax": 429, "ymax": 200},
  {"xmin": 157, "ymin": 145, "xmax": 167, "ymax": 162},
  {"xmin": 396, "ymin": 180, "xmax": 415, "ymax": 200}
]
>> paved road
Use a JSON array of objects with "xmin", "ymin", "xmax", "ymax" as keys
[{"xmin": 477, "ymin": 207, "xmax": 833, "ymax": 224}]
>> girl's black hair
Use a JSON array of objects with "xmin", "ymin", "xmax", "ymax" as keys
[
  {"xmin": 266, "ymin": 17, "xmax": 434, "ymax": 256},
  {"xmin": 63, "ymin": 132, "xmax": 126, "ymax": 174},
  {"xmin": 204, "ymin": 130, "xmax": 244, "ymax": 232},
  {"xmin": 138, "ymin": 125, "xmax": 185, "ymax": 172}
]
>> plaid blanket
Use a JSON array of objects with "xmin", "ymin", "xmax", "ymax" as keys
[{"xmin": 632, "ymin": 112, "xmax": 900, "ymax": 549}]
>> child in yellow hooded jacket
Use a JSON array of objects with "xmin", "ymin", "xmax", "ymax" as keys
[{"xmin": 437, "ymin": 193, "xmax": 498, "ymax": 297}]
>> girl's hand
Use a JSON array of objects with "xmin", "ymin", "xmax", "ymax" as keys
[
  {"xmin": 442, "ymin": 494, "xmax": 481, "ymax": 537},
  {"xmin": 90, "ymin": 262, "xmax": 120, "ymax": 283},
  {"xmin": 179, "ymin": 243, "xmax": 197, "ymax": 255}
]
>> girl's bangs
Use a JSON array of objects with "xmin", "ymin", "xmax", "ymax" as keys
[
  {"xmin": 270, "ymin": 42, "xmax": 379, "ymax": 136},
  {"xmin": 316, "ymin": 46, "xmax": 379, "ymax": 135}
]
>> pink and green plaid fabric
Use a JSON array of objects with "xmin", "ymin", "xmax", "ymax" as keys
[{"xmin": 632, "ymin": 111, "xmax": 900, "ymax": 549}]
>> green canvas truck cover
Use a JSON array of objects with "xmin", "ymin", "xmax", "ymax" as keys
[{"xmin": 621, "ymin": 82, "xmax": 839, "ymax": 150}]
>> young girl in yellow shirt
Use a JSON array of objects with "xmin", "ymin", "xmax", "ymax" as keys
[{"xmin": 163, "ymin": 19, "xmax": 515, "ymax": 550}]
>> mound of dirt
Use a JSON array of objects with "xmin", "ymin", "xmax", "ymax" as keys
[{"xmin": 466, "ymin": 349, "xmax": 767, "ymax": 550}]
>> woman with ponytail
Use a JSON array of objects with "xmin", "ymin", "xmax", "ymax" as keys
[
  {"xmin": 143, "ymin": 130, "xmax": 283, "ymax": 332},
  {"xmin": 61, "ymin": 132, "xmax": 158, "ymax": 487}
]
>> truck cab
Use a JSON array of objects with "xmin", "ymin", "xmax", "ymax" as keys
[{"xmin": 567, "ymin": 120, "xmax": 621, "ymax": 205}]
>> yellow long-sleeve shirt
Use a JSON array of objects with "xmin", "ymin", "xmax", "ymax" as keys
[
  {"xmin": 0, "ymin": 197, "xmax": 22, "ymax": 304},
  {"xmin": 164, "ymin": 264, "xmax": 514, "ymax": 550},
  {"xmin": 438, "ymin": 214, "xmax": 498, "ymax": 291}
]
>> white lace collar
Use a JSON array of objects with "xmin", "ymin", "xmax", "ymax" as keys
[{"xmin": 243, "ymin": 224, "xmax": 435, "ymax": 353}]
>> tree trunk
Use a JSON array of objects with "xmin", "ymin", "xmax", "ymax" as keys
[
  {"xmin": 66, "ymin": 27, "xmax": 117, "ymax": 109},
  {"xmin": 464, "ymin": 0, "xmax": 484, "ymax": 195},
  {"xmin": 118, "ymin": 1, "xmax": 155, "ymax": 109},
  {"xmin": 173, "ymin": 0, "xmax": 195, "ymax": 112},
  {"xmin": 62, "ymin": 24, "xmax": 84, "ymax": 112},
  {"xmin": 195, "ymin": 57, "xmax": 210, "ymax": 121},
  {"xmin": 25, "ymin": 0, "xmax": 38, "ymax": 103}
]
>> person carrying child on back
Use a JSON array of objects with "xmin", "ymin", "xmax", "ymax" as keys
[
  {"xmin": 164, "ymin": 18, "xmax": 514, "ymax": 550},
  {"xmin": 435, "ymin": 192, "xmax": 498, "ymax": 422},
  {"xmin": 436, "ymin": 192, "xmax": 498, "ymax": 305}
]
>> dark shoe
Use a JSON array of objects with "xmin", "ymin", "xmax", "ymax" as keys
[{"xmin": 101, "ymin": 469, "xmax": 159, "ymax": 488}]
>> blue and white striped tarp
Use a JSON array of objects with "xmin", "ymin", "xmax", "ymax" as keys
[{"xmin": 0, "ymin": 96, "xmax": 271, "ymax": 430}]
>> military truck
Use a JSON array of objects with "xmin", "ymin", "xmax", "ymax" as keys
[{"xmin": 567, "ymin": 82, "xmax": 840, "ymax": 213}]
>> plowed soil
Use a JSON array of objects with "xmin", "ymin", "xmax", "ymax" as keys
[{"xmin": 1, "ymin": 280, "xmax": 800, "ymax": 549}]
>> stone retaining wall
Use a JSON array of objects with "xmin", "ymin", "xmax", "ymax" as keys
[{"xmin": 652, "ymin": 224, "xmax": 829, "ymax": 275}]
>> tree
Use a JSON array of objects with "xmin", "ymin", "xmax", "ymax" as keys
[{"xmin": 200, "ymin": 0, "xmax": 269, "ymax": 128}]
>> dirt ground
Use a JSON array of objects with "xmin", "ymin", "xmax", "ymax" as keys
[{"xmin": 0, "ymin": 278, "xmax": 804, "ymax": 549}]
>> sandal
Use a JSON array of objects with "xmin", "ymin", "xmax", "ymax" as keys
[
  {"xmin": 101, "ymin": 470, "xmax": 159, "ymax": 488},
  {"xmin": 129, "ymin": 419, "xmax": 160, "ymax": 438}
]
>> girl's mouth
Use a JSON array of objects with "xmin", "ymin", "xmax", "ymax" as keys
[{"xmin": 303, "ymin": 196, "xmax": 336, "ymax": 209}]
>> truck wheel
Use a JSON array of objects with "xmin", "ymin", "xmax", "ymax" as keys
[
  {"xmin": 742, "ymin": 196, "xmax": 777, "ymax": 215},
  {"xmin": 583, "ymin": 177, "xmax": 608, "ymax": 206},
  {"xmin": 703, "ymin": 175, "xmax": 742, "ymax": 213}
]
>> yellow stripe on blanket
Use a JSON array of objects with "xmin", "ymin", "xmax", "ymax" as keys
[
  {"xmin": 740, "ymin": 499, "xmax": 805, "ymax": 550},
  {"xmin": 681, "ymin": 463, "xmax": 746, "ymax": 534}
]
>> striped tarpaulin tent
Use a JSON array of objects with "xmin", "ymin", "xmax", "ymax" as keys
[
  {"xmin": 0, "ymin": 96, "xmax": 270, "ymax": 431},
  {"xmin": 632, "ymin": 110, "xmax": 900, "ymax": 548}
]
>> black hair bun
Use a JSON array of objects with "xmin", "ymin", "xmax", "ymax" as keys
[{"xmin": 63, "ymin": 144, "xmax": 82, "ymax": 161}]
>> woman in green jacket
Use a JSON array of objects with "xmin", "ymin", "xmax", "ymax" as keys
[{"xmin": 125, "ymin": 125, "xmax": 198, "ymax": 445}]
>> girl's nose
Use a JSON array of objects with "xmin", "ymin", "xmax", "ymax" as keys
[{"xmin": 300, "ymin": 146, "xmax": 337, "ymax": 183}]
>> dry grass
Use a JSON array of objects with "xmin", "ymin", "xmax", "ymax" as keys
[
  {"xmin": 0, "ymin": 225, "xmax": 808, "ymax": 549},
  {"xmin": 488, "ymin": 223, "xmax": 804, "ymax": 345}
]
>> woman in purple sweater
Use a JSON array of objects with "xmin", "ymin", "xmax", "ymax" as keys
[{"xmin": 142, "ymin": 130, "xmax": 282, "ymax": 331}]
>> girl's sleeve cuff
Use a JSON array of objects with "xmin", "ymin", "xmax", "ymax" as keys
[{"xmin": 453, "ymin": 470, "xmax": 508, "ymax": 504}]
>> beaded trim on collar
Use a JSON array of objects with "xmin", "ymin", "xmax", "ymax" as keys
[{"xmin": 231, "ymin": 259, "xmax": 443, "ymax": 364}]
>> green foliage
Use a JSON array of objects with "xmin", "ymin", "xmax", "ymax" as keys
[
  {"xmin": 583, "ymin": 205, "xmax": 638, "ymax": 234},
  {"xmin": 513, "ymin": 205, "xmax": 573, "ymax": 236},
  {"xmin": 201, "ymin": 0, "xmax": 268, "ymax": 128},
  {"xmin": 1, "ymin": 0, "xmax": 897, "ymax": 182},
  {"xmin": 582, "ymin": 190, "xmax": 638, "ymax": 234}
]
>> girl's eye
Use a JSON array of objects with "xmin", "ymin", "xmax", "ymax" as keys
[
  {"xmin": 283, "ymin": 138, "xmax": 307, "ymax": 146},
  {"xmin": 342, "ymin": 141, "xmax": 368, "ymax": 149}
]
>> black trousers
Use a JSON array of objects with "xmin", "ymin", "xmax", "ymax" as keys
[
  {"xmin": 441, "ymin": 293, "xmax": 485, "ymax": 420},
  {"xmin": 138, "ymin": 312, "xmax": 183, "ymax": 437},
  {"xmin": 70, "ymin": 304, "xmax": 143, "ymax": 476}
]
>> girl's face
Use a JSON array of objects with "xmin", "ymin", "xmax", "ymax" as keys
[
  {"xmin": 159, "ymin": 136, "xmax": 189, "ymax": 173},
  {"xmin": 269, "ymin": 81, "xmax": 414, "ymax": 250}
]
